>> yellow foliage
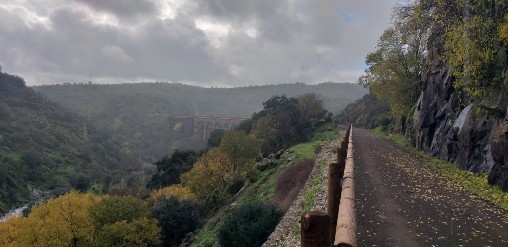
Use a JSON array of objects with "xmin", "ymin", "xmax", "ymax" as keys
[
  {"xmin": 0, "ymin": 216, "xmax": 24, "ymax": 247},
  {"xmin": 146, "ymin": 184, "xmax": 196, "ymax": 206},
  {"xmin": 500, "ymin": 15, "xmax": 508, "ymax": 46},
  {"xmin": 0, "ymin": 191, "xmax": 162, "ymax": 247},
  {"xmin": 181, "ymin": 148, "xmax": 233, "ymax": 199},
  {"xmin": 174, "ymin": 122, "xmax": 183, "ymax": 132},
  {"xmin": 96, "ymin": 218, "xmax": 161, "ymax": 247},
  {"xmin": 17, "ymin": 191, "xmax": 101, "ymax": 247}
]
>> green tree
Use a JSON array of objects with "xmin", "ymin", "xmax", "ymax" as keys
[
  {"xmin": 96, "ymin": 218, "xmax": 160, "ymax": 247},
  {"xmin": 234, "ymin": 119, "xmax": 254, "ymax": 134},
  {"xmin": 251, "ymin": 95, "xmax": 306, "ymax": 154},
  {"xmin": 252, "ymin": 113, "xmax": 298, "ymax": 154},
  {"xmin": 89, "ymin": 196, "xmax": 151, "ymax": 226},
  {"xmin": 219, "ymin": 131, "xmax": 260, "ymax": 173},
  {"xmin": 89, "ymin": 196, "xmax": 161, "ymax": 247},
  {"xmin": 147, "ymin": 150, "xmax": 197, "ymax": 189},
  {"xmin": 436, "ymin": 0, "xmax": 508, "ymax": 99},
  {"xmin": 297, "ymin": 93, "xmax": 326, "ymax": 124},
  {"xmin": 208, "ymin": 129, "xmax": 226, "ymax": 147},
  {"xmin": 360, "ymin": 1, "xmax": 430, "ymax": 117},
  {"xmin": 20, "ymin": 149, "xmax": 43, "ymax": 168},
  {"xmin": 152, "ymin": 196, "xmax": 204, "ymax": 247},
  {"xmin": 218, "ymin": 201, "xmax": 282, "ymax": 247}
]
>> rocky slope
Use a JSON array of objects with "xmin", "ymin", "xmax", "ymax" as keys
[
  {"xmin": 411, "ymin": 31, "xmax": 508, "ymax": 191},
  {"xmin": 338, "ymin": 33, "xmax": 508, "ymax": 192}
]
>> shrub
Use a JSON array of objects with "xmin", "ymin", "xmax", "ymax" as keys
[
  {"xmin": 218, "ymin": 201, "xmax": 282, "ymax": 247},
  {"xmin": 208, "ymin": 129, "xmax": 226, "ymax": 147},
  {"xmin": 272, "ymin": 159, "xmax": 314, "ymax": 211},
  {"xmin": 20, "ymin": 149, "xmax": 43, "ymax": 167},
  {"xmin": 69, "ymin": 173, "xmax": 91, "ymax": 192},
  {"xmin": 246, "ymin": 169, "xmax": 259, "ymax": 183},
  {"xmin": 152, "ymin": 196, "xmax": 204, "ymax": 247},
  {"xmin": 227, "ymin": 175, "xmax": 245, "ymax": 195},
  {"xmin": 147, "ymin": 150, "xmax": 197, "ymax": 190}
]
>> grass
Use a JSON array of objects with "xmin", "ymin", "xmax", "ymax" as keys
[
  {"xmin": 373, "ymin": 126, "xmax": 408, "ymax": 147},
  {"xmin": 373, "ymin": 127, "xmax": 508, "ymax": 212},
  {"xmin": 189, "ymin": 224, "xmax": 221, "ymax": 247},
  {"xmin": 425, "ymin": 156, "xmax": 508, "ymax": 212},
  {"xmin": 300, "ymin": 160, "xmax": 326, "ymax": 212},
  {"xmin": 293, "ymin": 142, "xmax": 338, "ymax": 238},
  {"xmin": 310, "ymin": 122, "xmax": 336, "ymax": 141}
]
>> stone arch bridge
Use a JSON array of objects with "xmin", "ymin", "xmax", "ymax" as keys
[{"xmin": 161, "ymin": 114, "xmax": 250, "ymax": 141}]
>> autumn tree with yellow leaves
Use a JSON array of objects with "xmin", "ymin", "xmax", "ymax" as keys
[
  {"xmin": 146, "ymin": 184, "xmax": 196, "ymax": 206},
  {"xmin": 0, "ymin": 191, "xmax": 161, "ymax": 247},
  {"xmin": 181, "ymin": 148, "xmax": 234, "ymax": 201}
]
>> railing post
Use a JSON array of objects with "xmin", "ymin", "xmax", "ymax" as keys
[
  {"xmin": 327, "ymin": 162, "xmax": 343, "ymax": 242},
  {"xmin": 301, "ymin": 211, "xmax": 331, "ymax": 247}
]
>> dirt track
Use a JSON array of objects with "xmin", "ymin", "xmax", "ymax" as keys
[{"xmin": 353, "ymin": 128, "xmax": 508, "ymax": 247}]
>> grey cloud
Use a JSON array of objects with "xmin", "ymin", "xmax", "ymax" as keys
[
  {"xmin": 0, "ymin": 5, "xmax": 232, "ymax": 84},
  {"xmin": 196, "ymin": 0, "xmax": 285, "ymax": 22},
  {"xmin": 102, "ymin": 44, "xmax": 134, "ymax": 63},
  {"xmin": 74, "ymin": 0, "xmax": 156, "ymax": 19},
  {"xmin": 0, "ymin": 0, "xmax": 399, "ymax": 86},
  {"xmin": 305, "ymin": 0, "xmax": 343, "ymax": 46},
  {"xmin": 125, "ymin": 15, "xmax": 234, "ymax": 81}
]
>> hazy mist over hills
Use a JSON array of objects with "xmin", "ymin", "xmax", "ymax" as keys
[{"xmin": 35, "ymin": 82, "xmax": 368, "ymax": 160}]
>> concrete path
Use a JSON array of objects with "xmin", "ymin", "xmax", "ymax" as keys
[{"xmin": 354, "ymin": 128, "xmax": 508, "ymax": 247}]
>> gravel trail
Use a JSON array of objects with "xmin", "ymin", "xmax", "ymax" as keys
[{"xmin": 354, "ymin": 128, "xmax": 508, "ymax": 247}]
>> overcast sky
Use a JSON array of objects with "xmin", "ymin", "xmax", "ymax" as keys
[{"xmin": 0, "ymin": 0, "xmax": 399, "ymax": 87}]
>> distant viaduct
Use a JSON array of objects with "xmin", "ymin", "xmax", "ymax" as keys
[{"xmin": 160, "ymin": 114, "xmax": 250, "ymax": 141}]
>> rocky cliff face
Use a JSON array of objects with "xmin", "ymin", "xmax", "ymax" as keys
[{"xmin": 413, "ymin": 31, "xmax": 508, "ymax": 191}]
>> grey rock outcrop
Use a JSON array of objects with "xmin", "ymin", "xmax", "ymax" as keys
[{"xmin": 413, "ymin": 30, "xmax": 508, "ymax": 191}]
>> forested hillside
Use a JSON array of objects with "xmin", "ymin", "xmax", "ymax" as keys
[
  {"xmin": 0, "ymin": 72, "xmax": 144, "ymax": 213},
  {"xmin": 34, "ymin": 82, "xmax": 367, "ymax": 161},
  {"xmin": 357, "ymin": 0, "xmax": 508, "ymax": 191},
  {"xmin": 1, "ymin": 92, "xmax": 336, "ymax": 247}
]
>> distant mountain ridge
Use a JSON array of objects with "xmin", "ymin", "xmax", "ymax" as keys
[
  {"xmin": 34, "ymin": 82, "xmax": 367, "ymax": 116},
  {"xmin": 34, "ymin": 82, "xmax": 368, "ymax": 160}
]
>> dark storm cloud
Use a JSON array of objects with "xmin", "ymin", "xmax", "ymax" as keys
[{"xmin": 0, "ymin": 0, "xmax": 398, "ymax": 86}]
